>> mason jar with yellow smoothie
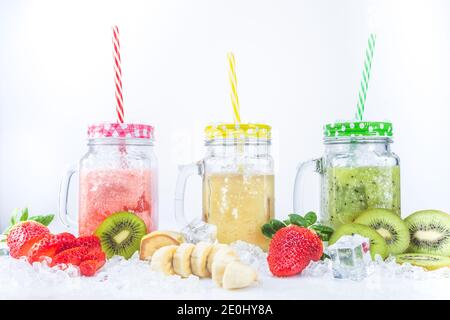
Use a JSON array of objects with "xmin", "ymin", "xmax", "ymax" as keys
[{"xmin": 175, "ymin": 123, "xmax": 274, "ymax": 250}]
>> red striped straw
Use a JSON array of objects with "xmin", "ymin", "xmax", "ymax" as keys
[{"xmin": 112, "ymin": 26, "xmax": 124, "ymax": 123}]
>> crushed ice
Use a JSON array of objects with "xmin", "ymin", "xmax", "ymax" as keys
[
  {"xmin": 0, "ymin": 241, "xmax": 449, "ymax": 298},
  {"xmin": 302, "ymin": 254, "xmax": 450, "ymax": 280},
  {"xmin": 181, "ymin": 218, "xmax": 217, "ymax": 244},
  {"xmin": 0, "ymin": 252, "xmax": 201, "ymax": 299},
  {"xmin": 231, "ymin": 240, "xmax": 270, "ymax": 275},
  {"xmin": 230, "ymin": 240, "xmax": 450, "ymax": 280}
]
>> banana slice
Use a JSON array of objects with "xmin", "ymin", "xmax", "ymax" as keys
[
  {"xmin": 150, "ymin": 245, "xmax": 178, "ymax": 275},
  {"xmin": 207, "ymin": 244, "xmax": 234, "ymax": 274},
  {"xmin": 222, "ymin": 261, "xmax": 258, "ymax": 290},
  {"xmin": 190, "ymin": 242, "xmax": 213, "ymax": 278},
  {"xmin": 211, "ymin": 249, "xmax": 240, "ymax": 287},
  {"xmin": 140, "ymin": 231, "xmax": 183, "ymax": 261},
  {"xmin": 173, "ymin": 243, "xmax": 195, "ymax": 278}
]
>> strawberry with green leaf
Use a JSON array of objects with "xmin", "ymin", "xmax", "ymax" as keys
[
  {"xmin": 262, "ymin": 212, "xmax": 334, "ymax": 277},
  {"xmin": 2, "ymin": 208, "xmax": 55, "ymax": 257},
  {"xmin": 2, "ymin": 208, "xmax": 55, "ymax": 240}
]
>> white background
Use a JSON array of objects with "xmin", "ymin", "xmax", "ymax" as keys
[{"xmin": 0, "ymin": 0, "xmax": 449, "ymax": 232}]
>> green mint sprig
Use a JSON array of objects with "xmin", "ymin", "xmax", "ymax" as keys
[
  {"xmin": 1, "ymin": 208, "xmax": 54, "ymax": 241},
  {"xmin": 261, "ymin": 211, "xmax": 334, "ymax": 242}
]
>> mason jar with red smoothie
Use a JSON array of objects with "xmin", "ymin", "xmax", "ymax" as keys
[{"xmin": 59, "ymin": 123, "xmax": 158, "ymax": 236}]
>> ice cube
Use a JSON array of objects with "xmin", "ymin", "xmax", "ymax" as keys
[
  {"xmin": 181, "ymin": 218, "xmax": 217, "ymax": 244},
  {"xmin": 231, "ymin": 240, "xmax": 270, "ymax": 274},
  {"xmin": 327, "ymin": 234, "xmax": 371, "ymax": 281}
]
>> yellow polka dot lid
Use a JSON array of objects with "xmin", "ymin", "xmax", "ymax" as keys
[
  {"xmin": 324, "ymin": 121, "xmax": 393, "ymax": 138},
  {"xmin": 205, "ymin": 123, "xmax": 271, "ymax": 140}
]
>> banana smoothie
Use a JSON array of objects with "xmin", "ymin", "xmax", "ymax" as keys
[{"xmin": 203, "ymin": 173, "xmax": 274, "ymax": 250}]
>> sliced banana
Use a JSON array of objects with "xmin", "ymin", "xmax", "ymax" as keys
[
  {"xmin": 173, "ymin": 243, "xmax": 195, "ymax": 278},
  {"xmin": 150, "ymin": 245, "xmax": 178, "ymax": 275},
  {"xmin": 222, "ymin": 261, "xmax": 258, "ymax": 290},
  {"xmin": 207, "ymin": 244, "xmax": 234, "ymax": 274},
  {"xmin": 148, "ymin": 237, "xmax": 258, "ymax": 290},
  {"xmin": 190, "ymin": 242, "xmax": 213, "ymax": 278},
  {"xmin": 211, "ymin": 249, "xmax": 240, "ymax": 287},
  {"xmin": 140, "ymin": 231, "xmax": 183, "ymax": 261}
]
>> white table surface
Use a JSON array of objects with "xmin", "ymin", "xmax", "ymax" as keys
[{"xmin": 1, "ymin": 261, "xmax": 449, "ymax": 300}]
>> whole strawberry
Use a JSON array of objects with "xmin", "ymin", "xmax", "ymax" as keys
[
  {"xmin": 262, "ymin": 212, "xmax": 333, "ymax": 277},
  {"xmin": 267, "ymin": 225, "xmax": 323, "ymax": 277},
  {"xmin": 7, "ymin": 221, "xmax": 49, "ymax": 258}
]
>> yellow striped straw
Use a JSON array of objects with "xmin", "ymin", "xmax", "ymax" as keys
[{"xmin": 227, "ymin": 52, "xmax": 241, "ymax": 124}]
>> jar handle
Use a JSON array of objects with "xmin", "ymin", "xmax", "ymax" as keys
[
  {"xmin": 293, "ymin": 158, "xmax": 323, "ymax": 214},
  {"xmin": 58, "ymin": 163, "xmax": 78, "ymax": 230},
  {"xmin": 174, "ymin": 161, "xmax": 203, "ymax": 228}
]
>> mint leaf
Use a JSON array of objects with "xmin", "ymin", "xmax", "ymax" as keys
[
  {"xmin": 310, "ymin": 224, "xmax": 334, "ymax": 234},
  {"xmin": 310, "ymin": 224, "xmax": 334, "ymax": 241},
  {"xmin": 317, "ymin": 232, "xmax": 331, "ymax": 242},
  {"xmin": 288, "ymin": 214, "xmax": 307, "ymax": 227},
  {"xmin": 261, "ymin": 223, "xmax": 276, "ymax": 239},
  {"xmin": 269, "ymin": 219, "xmax": 286, "ymax": 232},
  {"xmin": 283, "ymin": 219, "xmax": 291, "ymax": 226},
  {"xmin": 304, "ymin": 211, "xmax": 317, "ymax": 226},
  {"xmin": 28, "ymin": 214, "xmax": 54, "ymax": 226},
  {"xmin": 20, "ymin": 208, "xmax": 29, "ymax": 221}
]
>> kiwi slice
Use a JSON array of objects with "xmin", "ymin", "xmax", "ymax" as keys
[
  {"xmin": 405, "ymin": 210, "xmax": 450, "ymax": 256},
  {"xmin": 395, "ymin": 253, "xmax": 450, "ymax": 271},
  {"xmin": 95, "ymin": 212, "xmax": 147, "ymax": 259},
  {"xmin": 354, "ymin": 209, "xmax": 410, "ymax": 255},
  {"xmin": 329, "ymin": 223, "xmax": 389, "ymax": 260}
]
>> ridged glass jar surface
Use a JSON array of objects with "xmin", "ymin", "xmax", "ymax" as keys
[
  {"xmin": 78, "ymin": 138, "xmax": 158, "ymax": 236},
  {"xmin": 320, "ymin": 136, "xmax": 400, "ymax": 227},
  {"xmin": 202, "ymin": 137, "xmax": 274, "ymax": 250}
]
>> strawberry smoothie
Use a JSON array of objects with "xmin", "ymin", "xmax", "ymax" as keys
[{"xmin": 78, "ymin": 169, "xmax": 156, "ymax": 236}]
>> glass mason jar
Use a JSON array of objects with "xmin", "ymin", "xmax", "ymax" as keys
[
  {"xmin": 59, "ymin": 123, "xmax": 158, "ymax": 236},
  {"xmin": 294, "ymin": 121, "xmax": 401, "ymax": 228},
  {"xmin": 175, "ymin": 123, "xmax": 275, "ymax": 250}
]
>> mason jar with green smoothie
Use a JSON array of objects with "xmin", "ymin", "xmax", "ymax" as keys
[{"xmin": 293, "ymin": 121, "xmax": 401, "ymax": 228}]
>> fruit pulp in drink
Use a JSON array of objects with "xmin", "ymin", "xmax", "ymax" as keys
[
  {"xmin": 79, "ymin": 169, "xmax": 157, "ymax": 236},
  {"xmin": 325, "ymin": 166, "xmax": 400, "ymax": 228},
  {"xmin": 203, "ymin": 173, "xmax": 274, "ymax": 250}
]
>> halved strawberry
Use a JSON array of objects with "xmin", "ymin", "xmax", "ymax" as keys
[
  {"xmin": 27, "ymin": 234, "xmax": 60, "ymax": 263},
  {"xmin": 79, "ymin": 257, "xmax": 106, "ymax": 277},
  {"xmin": 7, "ymin": 221, "xmax": 49, "ymax": 258},
  {"xmin": 75, "ymin": 235, "xmax": 102, "ymax": 254},
  {"xmin": 83, "ymin": 250, "xmax": 106, "ymax": 262},
  {"xmin": 54, "ymin": 232, "xmax": 77, "ymax": 253},
  {"xmin": 51, "ymin": 247, "xmax": 88, "ymax": 267}
]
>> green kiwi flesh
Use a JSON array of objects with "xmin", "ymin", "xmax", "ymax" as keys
[
  {"xmin": 95, "ymin": 211, "xmax": 147, "ymax": 259},
  {"xmin": 354, "ymin": 209, "xmax": 410, "ymax": 255},
  {"xmin": 405, "ymin": 210, "xmax": 450, "ymax": 256},
  {"xmin": 329, "ymin": 223, "xmax": 389, "ymax": 260},
  {"xmin": 395, "ymin": 253, "xmax": 450, "ymax": 271}
]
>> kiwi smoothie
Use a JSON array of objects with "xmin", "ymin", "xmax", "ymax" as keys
[{"xmin": 325, "ymin": 165, "xmax": 400, "ymax": 228}]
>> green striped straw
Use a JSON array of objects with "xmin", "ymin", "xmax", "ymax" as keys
[{"xmin": 355, "ymin": 33, "xmax": 377, "ymax": 121}]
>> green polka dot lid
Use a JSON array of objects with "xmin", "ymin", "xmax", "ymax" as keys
[{"xmin": 324, "ymin": 121, "xmax": 393, "ymax": 138}]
